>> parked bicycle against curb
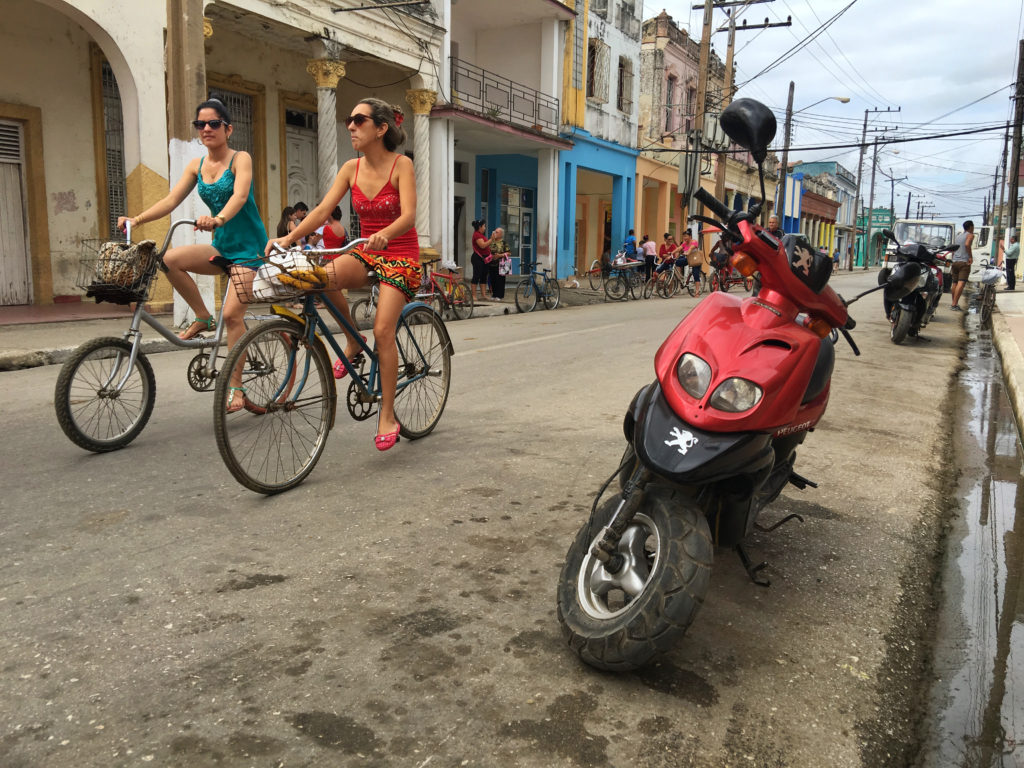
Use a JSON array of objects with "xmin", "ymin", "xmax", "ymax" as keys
[
  {"xmin": 515, "ymin": 260, "xmax": 561, "ymax": 312},
  {"xmin": 604, "ymin": 258, "xmax": 646, "ymax": 301},
  {"xmin": 583, "ymin": 257, "xmax": 609, "ymax": 290},
  {"xmin": 415, "ymin": 259, "xmax": 473, "ymax": 321},
  {"xmin": 213, "ymin": 239, "xmax": 454, "ymax": 494},
  {"xmin": 977, "ymin": 258, "xmax": 1005, "ymax": 326},
  {"xmin": 54, "ymin": 219, "xmax": 270, "ymax": 452}
]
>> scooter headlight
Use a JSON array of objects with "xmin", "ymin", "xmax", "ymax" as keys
[
  {"xmin": 709, "ymin": 377, "xmax": 763, "ymax": 412},
  {"xmin": 676, "ymin": 353, "xmax": 712, "ymax": 398}
]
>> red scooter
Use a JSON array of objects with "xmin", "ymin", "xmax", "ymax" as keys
[{"xmin": 556, "ymin": 99, "xmax": 881, "ymax": 672}]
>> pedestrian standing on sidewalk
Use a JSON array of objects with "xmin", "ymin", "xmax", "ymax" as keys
[
  {"xmin": 641, "ymin": 235, "xmax": 657, "ymax": 281},
  {"xmin": 486, "ymin": 228, "xmax": 511, "ymax": 301},
  {"xmin": 470, "ymin": 219, "xmax": 495, "ymax": 302},
  {"xmin": 950, "ymin": 220, "xmax": 974, "ymax": 311},
  {"xmin": 1000, "ymin": 232, "xmax": 1019, "ymax": 292}
]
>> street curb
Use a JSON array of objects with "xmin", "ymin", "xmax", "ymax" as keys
[
  {"xmin": 991, "ymin": 309, "xmax": 1024, "ymax": 437},
  {"xmin": 0, "ymin": 339, "xmax": 179, "ymax": 373}
]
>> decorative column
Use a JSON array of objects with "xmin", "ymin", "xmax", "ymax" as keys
[
  {"xmin": 405, "ymin": 89, "xmax": 437, "ymax": 251},
  {"xmin": 306, "ymin": 59, "xmax": 346, "ymax": 198}
]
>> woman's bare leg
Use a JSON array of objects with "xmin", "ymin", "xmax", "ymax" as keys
[
  {"xmin": 163, "ymin": 244, "xmax": 225, "ymax": 338},
  {"xmin": 372, "ymin": 285, "xmax": 406, "ymax": 439}
]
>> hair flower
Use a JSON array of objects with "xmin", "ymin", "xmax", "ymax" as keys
[{"xmin": 395, "ymin": 113, "xmax": 404, "ymax": 127}]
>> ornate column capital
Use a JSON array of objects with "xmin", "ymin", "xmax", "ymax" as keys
[
  {"xmin": 203, "ymin": 17, "xmax": 213, "ymax": 39},
  {"xmin": 306, "ymin": 59, "xmax": 346, "ymax": 89},
  {"xmin": 405, "ymin": 89, "xmax": 438, "ymax": 115}
]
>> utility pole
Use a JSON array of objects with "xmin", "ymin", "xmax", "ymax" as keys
[
  {"xmin": 693, "ymin": 0, "xmax": 714, "ymax": 235},
  {"xmin": 997, "ymin": 125, "xmax": 1010, "ymax": 237},
  {"xmin": 851, "ymin": 106, "xmax": 899, "ymax": 268},
  {"xmin": 777, "ymin": 81, "xmax": 795, "ymax": 226},
  {"xmin": 864, "ymin": 137, "xmax": 880, "ymax": 268},
  {"xmin": 905, "ymin": 191, "xmax": 915, "ymax": 219},
  {"xmin": 1007, "ymin": 40, "xmax": 1024, "ymax": 240}
]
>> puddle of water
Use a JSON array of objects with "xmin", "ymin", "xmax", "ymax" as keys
[{"xmin": 917, "ymin": 311, "xmax": 1024, "ymax": 767}]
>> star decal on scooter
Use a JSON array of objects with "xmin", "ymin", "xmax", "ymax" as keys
[{"xmin": 665, "ymin": 427, "xmax": 699, "ymax": 455}]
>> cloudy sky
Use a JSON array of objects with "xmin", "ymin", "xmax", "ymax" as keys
[{"xmin": 650, "ymin": 0, "xmax": 1024, "ymax": 221}]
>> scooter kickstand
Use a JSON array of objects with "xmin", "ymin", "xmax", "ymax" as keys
[
  {"xmin": 736, "ymin": 544, "xmax": 771, "ymax": 587},
  {"xmin": 755, "ymin": 512, "xmax": 804, "ymax": 533}
]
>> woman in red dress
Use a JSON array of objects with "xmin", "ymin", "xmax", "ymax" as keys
[{"xmin": 268, "ymin": 97, "xmax": 420, "ymax": 451}]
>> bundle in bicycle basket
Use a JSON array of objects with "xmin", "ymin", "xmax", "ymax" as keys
[
  {"xmin": 245, "ymin": 249, "xmax": 330, "ymax": 303},
  {"xmin": 78, "ymin": 239, "xmax": 159, "ymax": 304}
]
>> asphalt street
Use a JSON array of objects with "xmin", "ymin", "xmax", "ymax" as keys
[{"xmin": 0, "ymin": 271, "xmax": 964, "ymax": 767}]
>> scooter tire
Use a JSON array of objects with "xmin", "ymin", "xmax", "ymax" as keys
[
  {"xmin": 556, "ymin": 487, "xmax": 713, "ymax": 672},
  {"xmin": 891, "ymin": 305, "xmax": 912, "ymax": 344}
]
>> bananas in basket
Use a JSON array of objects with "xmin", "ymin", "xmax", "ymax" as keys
[{"xmin": 277, "ymin": 265, "xmax": 329, "ymax": 291}]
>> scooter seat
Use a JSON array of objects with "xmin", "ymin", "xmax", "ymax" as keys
[{"xmin": 802, "ymin": 337, "xmax": 835, "ymax": 405}]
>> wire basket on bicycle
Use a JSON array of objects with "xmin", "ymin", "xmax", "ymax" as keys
[
  {"xmin": 233, "ymin": 247, "xmax": 333, "ymax": 303},
  {"xmin": 77, "ymin": 238, "xmax": 159, "ymax": 305}
]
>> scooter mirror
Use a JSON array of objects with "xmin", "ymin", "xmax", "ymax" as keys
[
  {"xmin": 881, "ymin": 229, "xmax": 894, "ymax": 240},
  {"xmin": 720, "ymin": 99, "xmax": 777, "ymax": 164}
]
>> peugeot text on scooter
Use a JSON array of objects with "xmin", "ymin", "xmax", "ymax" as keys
[
  {"xmin": 555, "ymin": 99, "xmax": 898, "ymax": 672},
  {"xmin": 878, "ymin": 229, "xmax": 953, "ymax": 344}
]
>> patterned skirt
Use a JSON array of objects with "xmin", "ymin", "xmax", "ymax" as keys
[{"xmin": 351, "ymin": 249, "xmax": 422, "ymax": 300}]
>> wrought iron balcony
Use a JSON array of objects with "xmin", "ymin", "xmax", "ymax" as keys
[{"xmin": 450, "ymin": 57, "xmax": 560, "ymax": 137}]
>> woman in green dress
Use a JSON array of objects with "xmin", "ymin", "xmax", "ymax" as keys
[{"xmin": 119, "ymin": 98, "xmax": 267, "ymax": 412}]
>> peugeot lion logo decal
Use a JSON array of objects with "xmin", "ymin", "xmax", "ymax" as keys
[{"xmin": 665, "ymin": 427, "xmax": 699, "ymax": 455}]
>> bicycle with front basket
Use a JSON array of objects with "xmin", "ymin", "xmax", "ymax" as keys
[
  {"xmin": 213, "ymin": 239, "xmax": 454, "ymax": 494},
  {"xmin": 515, "ymin": 260, "xmax": 561, "ymax": 312},
  {"xmin": 54, "ymin": 219, "xmax": 262, "ymax": 452}
]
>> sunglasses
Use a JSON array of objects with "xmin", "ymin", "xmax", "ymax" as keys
[
  {"xmin": 192, "ymin": 119, "xmax": 227, "ymax": 130},
  {"xmin": 344, "ymin": 114, "xmax": 376, "ymax": 128}
]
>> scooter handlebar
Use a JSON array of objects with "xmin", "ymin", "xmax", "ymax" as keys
[{"xmin": 694, "ymin": 187, "xmax": 733, "ymax": 224}]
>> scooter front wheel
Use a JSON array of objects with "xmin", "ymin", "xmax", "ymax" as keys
[
  {"xmin": 891, "ymin": 305, "xmax": 912, "ymax": 344},
  {"xmin": 556, "ymin": 488, "xmax": 712, "ymax": 671}
]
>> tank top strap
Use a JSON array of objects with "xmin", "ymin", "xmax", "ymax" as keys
[
  {"xmin": 387, "ymin": 155, "xmax": 399, "ymax": 184},
  {"xmin": 354, "ymin": 157, "xmax": 361, "ymax": 186},
  {"xmin": 198, "ymin": 157, "xmax": 204, "ymax": 173},
  {"xmin": 227, "ymin": 151, "xmax": 237, "ymax": 171}
]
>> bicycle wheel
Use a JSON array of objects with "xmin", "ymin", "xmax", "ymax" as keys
[
  {"xmin": 643, "ymin": 277, "xmax": 656, "ymax": 299},
  {"xmin": 709, "ymin": 272, "xmax": 721, "ymax": 293},
  {"xmin": 448, "ymin": 282, "xmax": 474, "ymax": 320},
  {"xmin": 55, "ymin": 337, "xmax": 156, "ymax": 452},
  {"xmin": 981, "ymin": 285, "xmax": 996, "ymax": 326},
  {"xmin": 588, "ymin": 261, "xmax": 603, "ymax": 291},
  {"xmin": 605, "ymin": 275, "xmax": 627, "ymax": 301},
  {"xmin": 718, "ymin": 273, "xmax": 730, "ymax": 293},
  {"xmin": 515, "ymin": 280, "xmax": 538, "ymax": 312},
  {"xmin": 214, "ymin": 320, "xmax": 332, "ymax": 494},
  {"xmin": 394, "ymin": 305, "xmax": 451, "ymax": 439},
  {"xmin": 352, "ymin": 297, "xmax": 376, "ymax": 331},
  {"xmin": 543, "ymin": 278, "xmax": 561, "ymax": 310}
]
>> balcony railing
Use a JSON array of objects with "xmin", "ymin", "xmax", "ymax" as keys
[{"xmin": 450, "ymin": 57, "xmax": 560, "ymax": 137}]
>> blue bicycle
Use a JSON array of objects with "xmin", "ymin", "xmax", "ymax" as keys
[
  {"xmin": 213, "ymin": 239, "xmax": 454, "ymax": 494},
  {"xmin": 515, "ymin": 260, "xmax": 561, "ymax": 312}
]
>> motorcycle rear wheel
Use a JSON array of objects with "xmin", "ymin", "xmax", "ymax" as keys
[{"xmin": 556, "ymin": 488, "xmax": 713, "ymax": 671}]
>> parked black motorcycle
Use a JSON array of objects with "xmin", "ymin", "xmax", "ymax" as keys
[{"xmin": 878, "ymin": 229, "xmax": 953, "ymax": 344}]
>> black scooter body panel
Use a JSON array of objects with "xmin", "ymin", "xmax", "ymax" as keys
[{"xmin": 627, "ymin": 382, "xmax": 775, "ymax": 486}]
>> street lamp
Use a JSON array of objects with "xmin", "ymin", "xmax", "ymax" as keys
[{"xmin": 776, "ymin": 83, "xmax": 850, "ymax": 230}]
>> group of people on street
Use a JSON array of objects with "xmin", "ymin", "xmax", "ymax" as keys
[
  {"xmin": 469, "ymin": 220, "xmax": 512, "ymax": 302},
  {"xmin": 119, "ymin": 95, "xmax": 416, "ymax": 451}
]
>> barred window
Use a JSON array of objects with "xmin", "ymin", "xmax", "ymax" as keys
[
  {"xmin": 665, "ymin": 75, "xmax": 677, "ymax": 134},
  {"xmin": 213, "ymin": 89, "xmax": 255, "ymax": 157},
  {"xmin": 586, "ymin": 39, "xmax": 610, "ymax": 103},
  {"xmin": 101, "ymin": 62, "xmax": 126, "ymax": 237},
  {"xmin": 616, "ymin": 56, "xmax": 633, "ymax": 114},
  {"xmin": 591, "ymin": 0, "xmax": 608, "ymax": 18}
]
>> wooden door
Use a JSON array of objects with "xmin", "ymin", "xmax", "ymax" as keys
[{"xmin": 0, "ymin": 121, "xmax": 30, "ymax": 305}]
